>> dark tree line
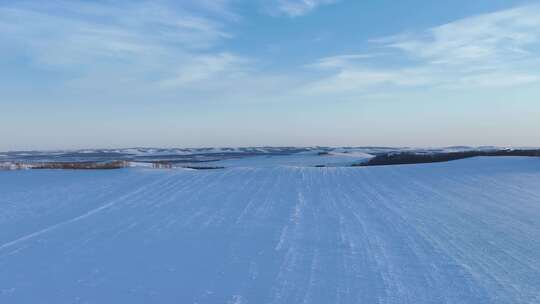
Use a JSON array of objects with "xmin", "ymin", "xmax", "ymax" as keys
[{"xmin": 354, "ymin": 149, "xmax": 540, "ymax": 167}]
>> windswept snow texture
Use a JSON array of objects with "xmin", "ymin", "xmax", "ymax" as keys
[{"xmin": 1, "ymin": 157, "xmax": 540, "ymax": 303}]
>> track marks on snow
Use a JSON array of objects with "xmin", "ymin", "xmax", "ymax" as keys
[{"xmin": 1, "ymin": 158, "xmax": 540, "ymax": 303}]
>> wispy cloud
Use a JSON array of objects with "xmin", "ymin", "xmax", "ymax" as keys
[
  {"xmin": 380, "ymin": 4, "xmax": 540, "ymax": 66},
  {"xmin": 159, "ymin": 53, "xmax": 249, "ymax": 87},
  {"xmin": 304, "ymin": 4, "xmax": 540, "ymax": 95},
  {"xmin": 0, "ymin": 0, "xmax": 258, "ymax": 101},
  {"xmin": 308, "ymin": 54, "xmax": 379, "ymax": 68},
  {"xmin": 2, "ymin": 1, "xmax": 540, "ymax": 106},
  {"xmin": 0, "ymin": 1, "xmax": 232, "ymax": 63},
  {"xmin": 269, "ymin": 0, "xmax": 338, "ymax": 17}
]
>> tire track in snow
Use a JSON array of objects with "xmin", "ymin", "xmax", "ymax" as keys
[{"xmin": 0, "ymin": 173, "xmax": 176, "ymax": 253}]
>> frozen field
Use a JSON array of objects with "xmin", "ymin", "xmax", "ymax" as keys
[{"xmin": 1, "ymin": 157, "xmax": 540, "ymax": 303}]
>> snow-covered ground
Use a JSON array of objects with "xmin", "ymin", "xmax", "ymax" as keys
[
  {"xmin": 1, "ymin": 157, "xmax": 540, "ymax": 303},
  {"xmin": 207, "ymin": 150, "xmax": 373, "ymax": 168},
  {"xmin": 4, "ymin": 146, "xmax": 537, "ymax": 169}
]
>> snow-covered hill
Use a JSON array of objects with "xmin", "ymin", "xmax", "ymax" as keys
[
  {"xmin": 1, "ymin": 156, "xmax": 540, "ymax": 303},
  {"xmin": 3, "ymin": 146, "xmax": 537, "ymax": 169}
]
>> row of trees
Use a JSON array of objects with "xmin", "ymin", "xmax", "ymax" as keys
[{"xmin": 354, "ymin": 149, "xmax": 540, "ymax": 167}]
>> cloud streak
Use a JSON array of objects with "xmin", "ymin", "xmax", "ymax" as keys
[
  {"xmin": 0, "ymin": 0, "xmax": 279, "ymax": 105},
  {"xmin": 1, "ymin": 1, "xmax": 540, "ymax": 106},
  {"xmin": 382, "ymin": 5, "xmax": 540, "ymax": 66},
  {"xmin": 0, "ymin": 1, "xmax": 236, "ymax": 79},
  {"xmin": 305, "ymin": 4, "xmax": 540, "ymax": 95},
  {"xmin": 269, "ymin": 0, "xmax": 338, "ymax": 17}
]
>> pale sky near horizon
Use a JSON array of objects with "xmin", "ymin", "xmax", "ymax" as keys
[{"xmin": 1, "ymin": 0, "xmax": 540, "ymax": 151}]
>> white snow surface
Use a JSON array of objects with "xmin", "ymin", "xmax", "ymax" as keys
[
  {"xmin": 208, "ymin": 151, "xmax": 373, "ymax": 168},
  {"xmin": 1, "ymin": 157, "xmax": 540, "ymax": 303}
]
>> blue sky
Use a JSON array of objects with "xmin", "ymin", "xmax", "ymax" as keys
[{"xmin": 1, "ymin": 0, "xmax": 540, "ymax": 150}]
